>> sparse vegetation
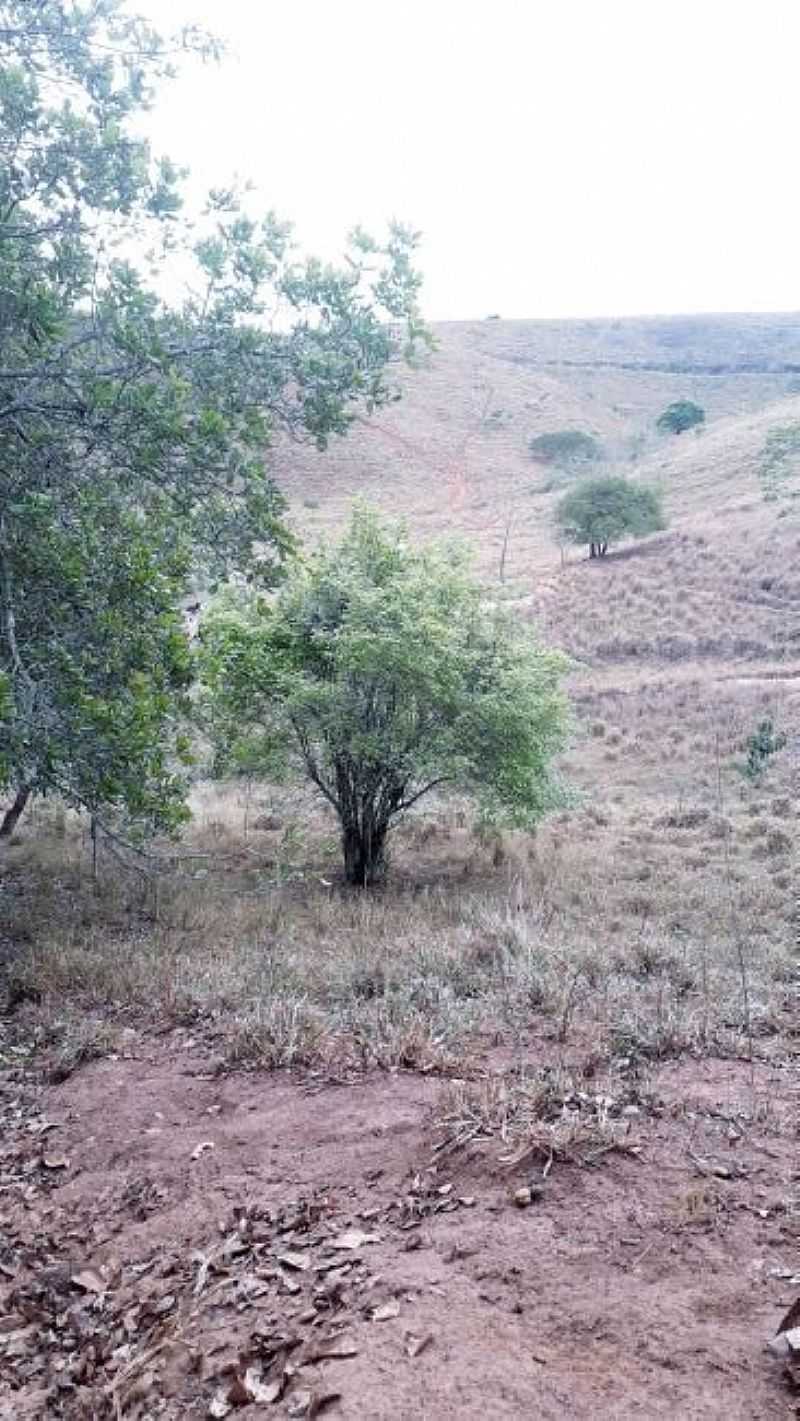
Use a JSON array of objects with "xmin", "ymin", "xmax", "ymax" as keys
[
  {"xmin": 555, "ymin": 476, "xmax": 666, "ymax": 557},
  {"xmin": 656, "ymin": 400, "xmax": 706, "ymax": 435}
]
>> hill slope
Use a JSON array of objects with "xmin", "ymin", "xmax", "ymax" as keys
[{"xmin": 279, "ymin": 314, "xmax": 800, "ymax": 582}]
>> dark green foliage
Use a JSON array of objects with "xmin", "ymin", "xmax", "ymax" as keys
[
  {"xmin": 529, "ymin": 430, "xmax": 602, "ymax": 464},
  {"xmin": 656, "ymin": 401, "xmax": 705, "ymax": 435},
  {"xmin": 0, "ymin": 490, "xmax": 194, "ymax": 834},
  {"xmin": 201, "ymin": 508, "xmax": 569, "ymax": 886},
  {"xmin": 740, "ymin": 719, "xmax": 787, "ymax": 783},
  {"xmin": 0, "ymin": 0, "xmax": 424, "ymax": 835},
  {"xmin": 555, "ymin": 477, "xmax": 666, "ymax": 557}
]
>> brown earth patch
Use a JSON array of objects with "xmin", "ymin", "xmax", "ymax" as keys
[{"xmin": 2, "ymin": 1036, "xmax": 798, "ymax": 1419}]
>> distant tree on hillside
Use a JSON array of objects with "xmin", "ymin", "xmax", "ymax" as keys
[
  {"xmin": 555, "ymin": 477, "xmax": 666, "ymax": 558},
  {"xmin": 529, "ymin": 430, "xmax": 602, "ymax": 465},
  {"xmin": 201, "ymin": 508, "xmax": 569, "ymax": 886},
  {"xmin": 656, "ymin": 401, "xmax": 705, "ymax": 436}
]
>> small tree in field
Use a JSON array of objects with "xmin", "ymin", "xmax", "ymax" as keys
[
  {"xmin": 555, "ymin": 477, "xmax": 665, "ymax": 557},
  {"xmin": 740, "ymin": 718, "xmax": 786, "ymax": 783},
  {"xmin": 201, "ymin": 509, "xmax": 569, "ymax": 886},
  {"xmin": 656, "ymin": 400, "xmax": 705, "ymax": 435}
]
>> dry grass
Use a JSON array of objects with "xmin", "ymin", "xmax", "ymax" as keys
[
  {"xmin": 434, "ymin": 1067, "xmax": 641, "ymax": 1170},
  {"xmin": 2, "ymin": 762, "xmax": 795, "ymax": 1082},
  {"xmin": 523, "ymin": 521, "xmax": 800, "ymax": 667}
]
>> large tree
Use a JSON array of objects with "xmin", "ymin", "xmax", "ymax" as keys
[
  {"xmin": 555, "ymin": 476, "xmax": 665, "ymax": 558},
  {"xmin": 0, "ymin": 0, "xmax": 424, "ymax": 836},
  {"xmin": 200, "ymin": 507, "xmax": 569, "ymax": 886}
]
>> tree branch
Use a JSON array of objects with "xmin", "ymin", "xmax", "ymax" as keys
[{"xmin": 396, "ymin": 777, "xmax": 452, "ymax": 813}]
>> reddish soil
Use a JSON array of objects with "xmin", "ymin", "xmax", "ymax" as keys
[{"xmin": 1, "ymin": 1036, "xmax": 798, "ymax": 1419}]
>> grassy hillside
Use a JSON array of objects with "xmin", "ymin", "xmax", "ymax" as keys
[{"xmin": 281, "ymin": 315, "xmax": 800, "ymax": 584}]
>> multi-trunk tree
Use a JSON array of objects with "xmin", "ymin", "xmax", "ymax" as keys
[
  {"xmin": 0, "ymin": 0, "xmax": 424, "ymax": 837},
  {"xmin": 201, "ymin": 507, "xmax": 569, "ymax": 886},
  {"xmin": 555, "ymin": 476, "xmax": 665, "ymax": 558}
]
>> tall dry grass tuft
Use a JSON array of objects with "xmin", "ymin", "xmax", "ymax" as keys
[{"xmin": 1, "ymin": 775, "xmax": 794, "ymax": 1081}]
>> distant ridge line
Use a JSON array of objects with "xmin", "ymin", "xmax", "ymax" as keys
[{"xmin": 501, "ymin": 358, "xmax": 800, "ymax": 377}]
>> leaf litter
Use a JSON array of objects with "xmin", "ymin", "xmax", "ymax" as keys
[
  {"xmin": 0, "ymin": 1062, "xmax": 517, "ymax": 1418},
  {"xmin": 5, "ymin": 1039, "xmax": 791, "ymax": 1417},
  {"xmin": 0, "ymin": 1083, "xmax": 447, "ymax": 1421}
]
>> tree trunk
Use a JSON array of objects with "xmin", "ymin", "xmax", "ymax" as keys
[
  {"xmin": 599, "ymin": 542, "xmax": 608, "ymax": 557},
  {"xmin": 589, "ymin": 542, "xmax": 597, "ymax": 558},
  {"xmin": 342, "ymin": 819, "xmax": 389, "ymax": 887},
  {"xmin": 0, "ymin": 784, "xmax": 31, "ymax": 839},
  {"xmin": 498, "ymin": 517, "xmax": 511, "ymax": 583}
]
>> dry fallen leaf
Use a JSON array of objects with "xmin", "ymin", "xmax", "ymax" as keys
[
  {"xmin": 330, "ymin": 1229, "xmax": 379, "ymax": 1251},
  {"xmin": 308, "ymin": 1392, "xmax": 342, "ymax": 1418},
  {"xmin": 256, "ymin": 1377, "xmax": 285, "ymax": 1404},
  {"xmin": 243, "ymin": 1366, "xmax": 283, "ymax": 1403},
  {"xmin": 225, "ymin": 1373, "xmax": 252, "ymax": 1407},
  {"xmin": 71, "ymin": 1268, "xmax": 107, "ymax": 1295},
  {"xmin": 777, "ymin": 1297, "xmax": 800, "ymax": 1337},
  {"xmin": 193, "ymin": 1252, "xmax": 212, "ymax": 1297},
  {"xmin": 29, "ymin": 1118, "xmax": 58, "ymax": 1135},
  {"xmin": 0, "ymin": 1314, "xmax": 26, "ymax": 1335},
  {"xmin": 372, "ymin": 1298, "xmax": 400, "ymax": 1322},
  {"xmin": 191, "ymin": 1141, "xmax": 215, "ymax": 1161},
  {"xmin": 279, "ymin": 1250, "xmax": 312, "ymax": 1271},
  {"xmin": 208, "ymin": 1393, "xmax": 231, "ymax": 1419},
  {"xmin": 41, "ymin": 1154, "xmax": 69, "ymax": 1171},
  {"xmin": 404, "ymin": 1331, "xmax": 434, "ymax": 1359},
  {"xmin": 224, "ymin": 1361, "xmax": 287, "ymax": 1408},
  {"xmin": 303, "ymin": 1334, "xmax": 359, "ymax": 1364}
]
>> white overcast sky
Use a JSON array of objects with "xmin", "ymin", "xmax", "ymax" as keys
[{"xmin": 137, "ymin": 0, "xmax": 800, "ymax": 321}]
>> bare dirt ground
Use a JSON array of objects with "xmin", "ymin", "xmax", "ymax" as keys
[{"xmin": 2, "ymin": 1032, "xmax": 798, "ymax": 1419}]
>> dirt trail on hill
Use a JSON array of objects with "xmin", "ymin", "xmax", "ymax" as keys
[{"xmin": 1, "ymin": 1039, "xmax": 798, "ymax": 1419}]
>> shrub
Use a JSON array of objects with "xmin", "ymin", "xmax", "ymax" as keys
[
  {"xmin": 739, "ymin": 718, "xmax": 787, "ymax": 783},
  {"xmin": 656, "ymin": 401, "xmax": 705, "ymax": 435},
  {"xmin": 529, "ymin": 430, "xmax": 602, "ymax": 465}
]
